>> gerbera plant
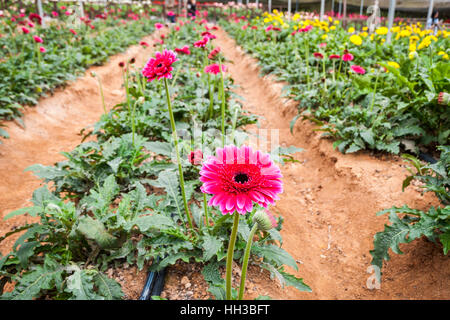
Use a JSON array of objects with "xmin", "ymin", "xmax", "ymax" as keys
[
  {"xmin": 200, "ymin": 145, "xmax": 283, "ymax": 299},
  {"xmin": 142, "ymin": 49, "xmax": 194, "ymax": 231}
]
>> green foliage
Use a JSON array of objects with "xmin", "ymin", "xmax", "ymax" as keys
[
  {"xmin": 370, "ymin": 148, "xmax": 450, "ymax": 279},
  {"xmin": 221, "ymin": 18, "xmax": 450, "ymax": 155}
]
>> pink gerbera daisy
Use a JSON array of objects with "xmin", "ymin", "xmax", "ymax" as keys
[
  {"xmin": 208, "ymin": 47, "xmax": 220, "ymax": 59},
  {"xmin": 69, "ymin": 28, "xmax": 77, "ymax": 35},
  {"xmin": 39, "ymin": 46, "xmax": 46, "ymax": 53},
  {"xmin": 21, "ymin": 26, "xmax": 29, "ymax": 34},
  {"xmin": 33, "ymin": 35, "xmax": 43, "ymax": 43},
  {"xmin": 200, "ymin": 145, "xmax": 283, "ymax": 215},
  {"xmin": 175, "ymin": 45, "xmax": 191, "ymax": 55},
  {"xmin": 155, "ymin": 22, "xmax": 164, "ymax": 29},
  {"xmin": 350, "ymin": 65, "xmax": 366, "ymax": 74},
  {"xmin": 142, "ymin": 49, "xmax": 178, "ymax": 82},
  {"xmin": 194, "ymin": 36, "xmax": 209, "ymax": 48},
  {"xmin": 342, "ymin": 53, "xmax": 354, "ymax": 61},
  {"xmin": 204, "ymin": 63, "xmax": 227, "ymax": 75}
]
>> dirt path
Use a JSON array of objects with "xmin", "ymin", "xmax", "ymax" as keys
[
  {"xmin": 209, "ymin": 28, "xmax": 450, "ymax": 300},
  {"xmin": 0, "ymin": 30, "xmax": 163, "ymax": 258}
]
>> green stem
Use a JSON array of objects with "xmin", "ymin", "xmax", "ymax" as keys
[
  {"xmin": 131, "ymin": 99, "xmax": 138, "ymax": 146},
  {"xmin": 163, "ymin": 78, "xmax": 194, "ymax": 231},
  {"xmin": 219, "ymin": 58, "xmax": 226, "ymax": 147},
  {"xmin": 208, "ymin": 74, "xmax": 215, "ymax": 120},
  {"xmin": 238, "ymin": 224, "xmax": 258, "ymax": 300},
  {"xmin": 322, "ymin": 58, "xmax": 327, "ymax": 91},
  {"xmin": 305, "ymin": 40, "xmax": 310, "ymax": 90},
  {"xmin": 369, "ymin": 71, "xmax": 380, "ymax": 113},
  {"xmin": 203, "ymin": 193, "xmax": 209, "ymax": 229},
  {"xmin": 226, "ymin": 211, "xmax": 240, "ymax": 300},
  {"xmin": 332, "ymin": 60, "xmax": 336, "ymax": 82}
]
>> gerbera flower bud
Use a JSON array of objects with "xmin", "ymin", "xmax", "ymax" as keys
[
  {"xmin": 118, "ymin": 61, "xmax": 125, "ymax": 68},
  {"xmin": 189, "ymin": 149, "xmax": 203, "ymax": 165},
  {"xmin": 253, "ymin": 209, "xmax": 278, "ymax": 231},
  {"xmin": 39, "ymin": 46, "xmax": 46, "ymax": 53},
  {"xmin": 200, "ymin": 145, "xmax": 283, "ymax": 215},
  {"xmin": 21, "ymin": 26, "xmax": 29, "ymax": 34},
  {"xmin": 142, "ymin": 49, "xmax": 178, "ymax": 82},
  {"xmin": 438, "ymin": 92, "xmax": 449, "ymax": 105}
]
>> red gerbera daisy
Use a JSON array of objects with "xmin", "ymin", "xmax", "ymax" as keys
[
  {"xmin": 142, "ymin": 49, "xmax": 178, "ymax": 82},
  {"xmin": 329, "ymin": 54, "xmax": 341, "ymax": 59},
  {"xmin": 200, "ymin": 145, "xmax": 283, "ymax": 215},
  {"xmin": 313, "ymin": 52, "xmax": 324, "ymax": 59}
]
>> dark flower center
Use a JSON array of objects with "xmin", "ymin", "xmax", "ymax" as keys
[
  {"xmin": 156, "ymin": 63, "xmax": 163, "ymax": 68},
  {"xmin": 234, "ymin": 173, "xmax": 249, "ymax": 184}
]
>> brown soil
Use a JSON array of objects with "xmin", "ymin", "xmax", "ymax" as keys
[
  {"xmin": 0, "ymin": 29, "xmax": 166, "ymax": 298},
  {"xmin": 160, "ymin": 28, "xmax": 450, "ymax": 300}
]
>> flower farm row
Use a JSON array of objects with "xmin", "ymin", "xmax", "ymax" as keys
[
  {"xmin": 221, "ymin": 11, "xmax": 449, "ymax": 280},
  {"xmin": 0, "ymin": 14, "xmax": 310, "ymax": 300},
  {"xmin": 0, "ymin": 5, "xmax": 160, "ymax": 139}
]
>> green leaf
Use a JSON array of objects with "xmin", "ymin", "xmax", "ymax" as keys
[
  {"xmin": 202, "ymin": 261, "xmax": 224, "ymax": 286},
  {"xmin": 3, "ymin": 207, "xmax": 40, "ymax": 220},
  {"xmin": 252, "ymin": 244, "xmax": 298, "ymax": 271},
  {"xmin": 93, "ymin": 272, "xmax": 124, "ymax": 300},
  {"xmin": 74, "ymin": 216, "xmax": 117, "ymax": 249},
  {"xmin": 439, "ymin": 232, "xmax": 450, "ymax": 255},
  {"xmin": 16, "ymin": 241, "xmax": 39, "ymax": 268},
  {"xmin": 131, "ymin": 214, "xmax": 176, "ymax": 232},
  {"xmin": 279, "ymin": 270, "xmax": 312, "ymax": 292},
  {"xmin": 346, "ymin": 143, "xmax": 362, "ymax": 154},
  {"xmin": 202, "ymin": 235, "xmax": 222, "ymax": 261},
  {"xmin": 360, "ymin": 129, "xmax": 374, "ymax": 146},
  {"xmin": 157, "ymin": 252, "xmax": 194, "ymax": 270},
  {"xmin": 65, "ymin": 266, "xmax": 97, "ymax": 300},
  {"xmin": 370, "ymin": 211, "xmax": 413, "ymax": 271},
  {"xmin": 144, "ymin": 141, "xmax": 173, "ymax": 157},
  {"xmin": 149, "ymin": 170, "xmax": 182, "ymax": 216},
  {"xmin": 2, "ymin": 258, "xmax": 64, "ymax": 300}
]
